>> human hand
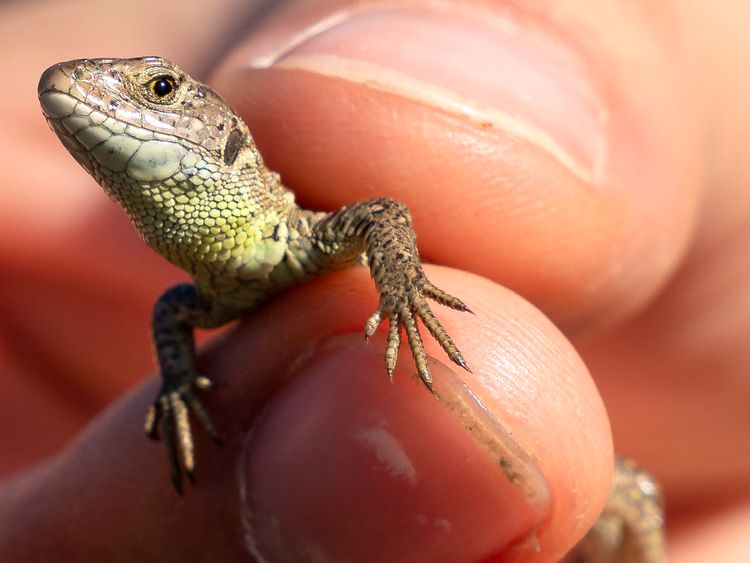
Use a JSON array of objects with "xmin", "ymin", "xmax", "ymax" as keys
[{"xmin": 1, "ymin": 1, "xmax": 748, "ymax": 562}]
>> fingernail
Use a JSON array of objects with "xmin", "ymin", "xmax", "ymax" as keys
[
  {"xmin": 255, "ymin": 6, "xmax": 607, "ymax": 184},
  {"xmin": 240, "ymin": 338, "xmax": 549, "ymax": 562}
]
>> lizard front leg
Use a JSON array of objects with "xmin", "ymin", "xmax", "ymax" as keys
[
  {"xmin": 144, "ymin": 283, "xmax": 232, "ymax": 493},
  {"xmin": 310, "ymin": 197, "xmax": 471, "ymax": 390}
]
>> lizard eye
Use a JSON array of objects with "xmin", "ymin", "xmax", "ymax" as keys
[{"xmin": 147, "ymin": 75, "xmax": 178, "ymax": 100}]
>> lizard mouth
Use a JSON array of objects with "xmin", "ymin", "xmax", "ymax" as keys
[
  {"xmin": 39, "ymin": 61, "xmax": 191, "ymax": 183},
  {"xmin": 39, "ymin": 61, "xmax": 130, "ymax": 170}
]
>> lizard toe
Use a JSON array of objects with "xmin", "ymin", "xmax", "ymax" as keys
[
  {"xmin": 147, "ymin": 374, "xmax": 221, "ymax": 492},
  {"xmin": 414, "ymin": 298, "xmax": 470, "ymax": 373}
]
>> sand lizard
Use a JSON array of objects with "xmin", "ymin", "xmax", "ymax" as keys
[{"xmin": 38, "ymin": 56, "xmax": 665, "ymax": 562}]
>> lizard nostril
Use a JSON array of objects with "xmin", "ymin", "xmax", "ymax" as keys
[
  {"xmin": 37, "ymin": 63, "xmax": 64, "ymax": 96},
  {"xmin": 38, "ymin": 60, "xmax": 82, "ymax": 98},
  {"xmin": 38, "ymin": 61, "xmax": 87, "ymax": 120}
]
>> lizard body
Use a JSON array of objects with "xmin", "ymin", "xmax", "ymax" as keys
[
  {"xmin": 38, "ymin": 56, "xmax": 664, "ymax": 562},
  {"xmin": 38, "ymin": 57, "xmax": 469, "ymax": 487}
]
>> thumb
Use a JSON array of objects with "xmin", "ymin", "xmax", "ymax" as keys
[{"xmin": 0, "ymin": 269, "xmax": 611, "ymax": 562}]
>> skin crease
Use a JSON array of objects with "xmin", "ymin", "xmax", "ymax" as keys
[{"xmin": 0, "ymin": 0, "xmax": 749, "ymax": 561}]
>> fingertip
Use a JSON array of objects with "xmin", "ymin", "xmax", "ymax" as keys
[
  {"xmin": 416, "ymin": 269, "xmax": 615, "ymax": 561},
  {"xmin": 230, "ymin": 267, "xmax": 614, "ymax": 562},
  {"xmin": 240, "ymin": 341, "xmax": 541, "ymax": 562},
  {"xmin": 0, "ymin": 268, "xmax": 612, "ymax": 562}
]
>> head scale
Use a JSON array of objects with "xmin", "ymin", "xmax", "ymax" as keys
[
  {"xmin": 38, "ymin": 56, "xmax": 270, "ymax": 272},
  {"xmin": 38, "ymin": 56, "xmax": 254, "ymax": 186}
]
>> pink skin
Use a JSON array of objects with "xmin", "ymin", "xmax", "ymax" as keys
[{"xmin": 1, "ymin": 0, "xmax": 750, "ymax": 561}]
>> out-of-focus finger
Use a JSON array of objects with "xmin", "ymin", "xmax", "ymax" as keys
[{"xmin": 213, "ymin": 0, "xmax": 706, "ymax": 334}]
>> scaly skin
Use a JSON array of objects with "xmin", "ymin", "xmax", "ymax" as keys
[
  {"xmin": 38, "ymin": 57, "xmax": 664, "ymax": 562},
  {"xmin": 37, "ymin": 56, "xmax": 470, "ymax": 488},
  {"xmin": 563, "ymin": 458, "xmax": 665, "ymax": 563}
]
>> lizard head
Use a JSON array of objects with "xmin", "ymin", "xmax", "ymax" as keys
[
  {"xmin": 38, "ymin": 57, "xmax": 277, "ymax": 271},
  {"xmin": 38, "ymin": 56, "xmax": 254, "ymax": 187}
]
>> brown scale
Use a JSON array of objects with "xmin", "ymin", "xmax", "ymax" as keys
[{"xmin": 39, "ymin": 56, "xmax": 471, "ymax": 491}]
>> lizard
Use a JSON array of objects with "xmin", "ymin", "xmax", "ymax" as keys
[
  {"xmin": 37, "ymin": 56, "xmax": 471, "ymax": 491},
  {"xmin": 38, "ymin": 56, "xmax": 665, "ymax": 562}
]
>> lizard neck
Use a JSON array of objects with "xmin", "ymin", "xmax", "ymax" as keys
[{"xmin": 107, "ymin": 156, "xmax": 296, "ymax": 281}]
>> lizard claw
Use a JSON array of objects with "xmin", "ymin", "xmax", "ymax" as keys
[
  {"xmin": 367, "ymin": 279, "xmax": 470, "ymax": 391},
  {"xmin": 422, "ymin": 281, "xmax": 473, "ymax": 314},
  {"xmin": 144, "ymin": 375, "xmax": 221, "ymax": 493}
]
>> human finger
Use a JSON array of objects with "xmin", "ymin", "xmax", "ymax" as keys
[{"xmin": 0, "ymin": 268, "xmax": 611, "ymax": 562}]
